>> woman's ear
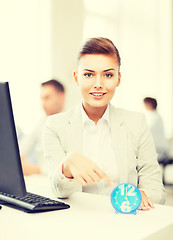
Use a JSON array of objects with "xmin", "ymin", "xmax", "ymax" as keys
[
  {"xmin": 73, "ymin": 71, "xmax": 79, "ymax": 86},
  {"xmin": 116, "ymin": 72, "xmax": 121, "ymax": 87}
]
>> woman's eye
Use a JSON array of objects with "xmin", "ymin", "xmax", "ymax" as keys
[
  {"xmin": 105, "ymin": 73, "xmax": 113, "ymax": 78},
  {"xmin": 84, "ymin": 73, "xmax": 93, "ymax": 78}
]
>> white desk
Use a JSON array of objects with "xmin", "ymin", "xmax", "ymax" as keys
[{"xmin": 0, "ymin": 175, "xmax": 173, "ymax": 240}]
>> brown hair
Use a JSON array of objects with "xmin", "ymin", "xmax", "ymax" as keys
[
  {"xmin": 143, "ymin": 97, "xmax": 157, "ymax": 109},
  {"xmin": 41, "ymin": 79, "xmax": 65, "ymax": 93},
  {"xmin": 78, "ymin": 37, "xmax": 121, "ymax": 67}
]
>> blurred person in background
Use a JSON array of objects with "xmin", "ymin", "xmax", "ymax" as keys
[
  {"xmin": 20, "ymin": 79, "xmax": 65, "ymax": 175},
  {"xmin": 143, "ymin": 97, "xmax": 169, "ymax": 162}
]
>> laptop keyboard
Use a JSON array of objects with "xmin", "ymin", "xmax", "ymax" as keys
[{"xmin": 0, "ymin": 191, "xmax": 70, "ymax": 210}]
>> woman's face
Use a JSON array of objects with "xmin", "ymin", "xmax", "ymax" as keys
[{"xmin": 74, "ymin": 54, "xmax": 121, "ymax": 110}]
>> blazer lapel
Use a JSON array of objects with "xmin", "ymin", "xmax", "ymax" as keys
[
  {"xmin": 110, "ymin": 104, "xmax": 128, "ymax": 184},
  {"xmin": 66, "ymin": 104, "xmax": 83, "ymax": 154}
]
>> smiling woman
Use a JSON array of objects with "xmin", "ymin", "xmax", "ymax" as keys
[
  {"xmin": 73, "ymin": 54, "xmax": 121, "ymax": 123},
  {"xmin": 73, "ymin": 37, "xmax": 121, "ymax": 123},
  {"xmin": 42, "ymin": 37, "xmax": 165, "ymax": 211}
]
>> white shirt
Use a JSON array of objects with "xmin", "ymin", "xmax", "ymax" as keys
[
  {"xmin": 80, "ymin": 104, "xmax": 118, "ymax": 195},
  {"xmin": 20, "ymin": 115, "xmax": 47, "ymax": 173},
  {"xmin": 145, "ymin": 110, "xmax": 169, "ymax": 160}
]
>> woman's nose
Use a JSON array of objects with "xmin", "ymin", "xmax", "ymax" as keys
[{"xmin": 93, "ymin": 75, "xmax": 103, "ymax": 89}]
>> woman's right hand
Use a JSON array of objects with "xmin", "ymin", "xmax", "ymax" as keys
[{"xmin": 62, "ymin": 152, "xmax": 113, "ymax": 186}]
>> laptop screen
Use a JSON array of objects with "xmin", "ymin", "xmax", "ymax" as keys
[{"xmin": 0, "ymin": 82, "xmax": 26, "ymax": 197}]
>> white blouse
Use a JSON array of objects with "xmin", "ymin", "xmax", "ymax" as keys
[{"xmin": 81, "ymin": 104, "xmax": 118, "ymax": 195}]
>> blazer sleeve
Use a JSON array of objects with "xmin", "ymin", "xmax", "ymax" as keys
[
  {"xmin": 42, "ymin": 116, "xmax": 82, "ymax": 198},
  {"xmin": 136, "ymin": 115, "xmax": 166, "ymax": 204}
]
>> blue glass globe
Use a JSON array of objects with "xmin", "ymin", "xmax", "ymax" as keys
[{"xmin": 111, "ymin": 183, "xmax": 142, "ymax": 214}]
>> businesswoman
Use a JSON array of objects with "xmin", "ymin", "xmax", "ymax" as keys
[{"xmin": 43, "ymin": 37, "xmax": 165, "ymax": 210}]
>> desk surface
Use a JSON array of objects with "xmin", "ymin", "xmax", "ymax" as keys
[{"xmin": 0, "ymin": 175, "xmax": 173, "ymax": 240}]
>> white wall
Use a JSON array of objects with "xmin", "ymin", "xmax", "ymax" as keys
[{"xmin": 0, "ymin": 0, "xmax": 43, "ymax": 133}]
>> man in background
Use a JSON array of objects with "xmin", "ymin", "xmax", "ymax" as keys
[
  {"xmin": 143, "ymin": 97, "xmax": 169, "ymax": 162},
  {"xmin": 20, "ymin": 79, "xmax": 65, "ymax": 175}
]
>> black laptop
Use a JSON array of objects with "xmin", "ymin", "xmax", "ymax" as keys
[{"xmin": 0, "ymin": 82, "xmax": 70, "ymax": 213}]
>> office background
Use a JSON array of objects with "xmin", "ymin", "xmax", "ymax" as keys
[{"xmin": 0, "ymin": 0, "xmax": 173, "ymax": 199}]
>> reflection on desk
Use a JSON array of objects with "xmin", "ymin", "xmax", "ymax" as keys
[{"xmin": 0, "ymin": 175, "xmax": 173, "ymax": 240}]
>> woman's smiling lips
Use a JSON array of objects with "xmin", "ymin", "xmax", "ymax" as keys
[{"xmin": 90, "ymin": 92, "xmax": 107, "ymax": 99}]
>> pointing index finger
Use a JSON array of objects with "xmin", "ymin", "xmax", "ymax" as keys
[{"xmin": 94, "ymin": 167, "xmax": 113, "ymax": 186}]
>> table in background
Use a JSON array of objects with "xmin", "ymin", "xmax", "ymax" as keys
[{"xmin": 0, "ymin": 175, "xmax": 173, "ymax": 240}]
